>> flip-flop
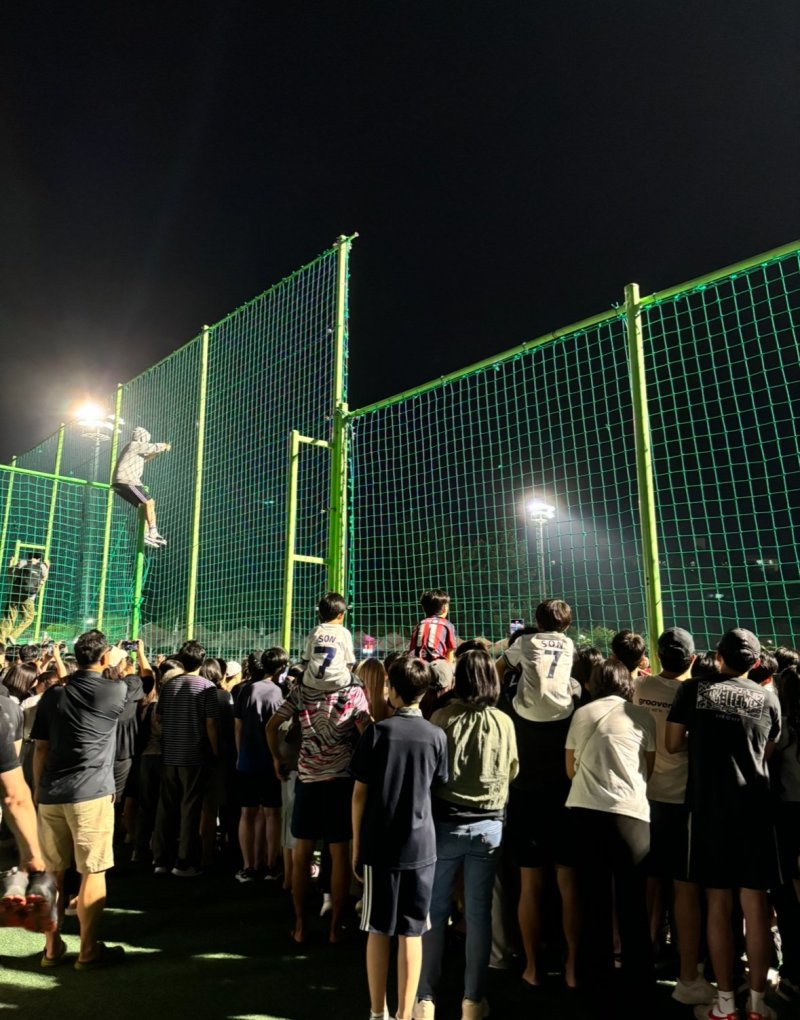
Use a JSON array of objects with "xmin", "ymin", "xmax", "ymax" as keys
[
  {"xmin": 24, "ymin": 872, "xmax": 58, "ymax": 933},
  {"xmin": 41, "ymin": 938, "xmax": 69, "ymax": 968},
  {"xmin": 74, "ymin": 942, "xmax": 125, "ymax": 971}
]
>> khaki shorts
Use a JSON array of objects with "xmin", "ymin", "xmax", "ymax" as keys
[{"xmin": 38, "ymin": 796, "xmax": 115, "ymax": 874}]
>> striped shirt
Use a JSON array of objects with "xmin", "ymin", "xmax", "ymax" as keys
[
  {"xmin": 157, "ymin": 674, "xmax": 218, "ymax": 767},
  {"xmin": 409, "ymin": 616, "xmax": 457, "ymax": 662},
  {"xmin": 273, "ymin": 682, "xmax": 370, "ymax": 782}
]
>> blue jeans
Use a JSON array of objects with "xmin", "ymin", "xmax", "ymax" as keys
[{"xmin": 418, "ymin": 817, "xmax": 503, "ymax": 1003}]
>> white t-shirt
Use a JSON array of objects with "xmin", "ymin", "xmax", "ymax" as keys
[
  {"xmin": 632, "ymin": 673, "xmax": 688, "ymax": 804},
  {"xmin": 302, "ymin": 624, "xmax": 356, "ymax": 691},
  {"xmin": 565, "ymin": 695, "xmax": 656, "ymax": 822},
  {"xmin": 505, "ymin": 631, "xmax": 575, "ymax": 722}
]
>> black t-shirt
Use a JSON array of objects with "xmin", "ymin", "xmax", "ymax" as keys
[
  {"xmin": 0, "ymin": 695, "xmax": 24, "ymax": 742},
  {"xmin": 216, "ymin": 688, "xmax": 236, "ymax": 766},
  {"xmin": 116, "ymin": 675, "xmax": 145, "ymax": 760},
  {"xmin": 668, "ymin": 675, "xmax": 780, "ymax": 824},
  {"xmin": 350, "ymin": 709, "xmax": 449, "ymax": 869},
  {"xmin": 31, "ymin": 669, "xmax": 127, "ymax": 804},
  {"xmin": 0, "ymin": 709, "xmax": 19, "ymax": 773}
]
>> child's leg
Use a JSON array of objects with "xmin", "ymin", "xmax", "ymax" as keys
[
  {"xmin": 290, "ymin": 839, "xmax": 314, "ymax": 941},
  {"xmin": 238, "ymin": 807, "xmax": 256, "ymax": 871},
  {"xmin": 396, "ymin": 934, "xmax": 423, "ymax": 1020},
  {"xmin": 366, "ymin": 933, "xmax": 391, "ymax": 1016},
  {"xmin": 282, "ymin": 846, "xmax": 293, "ymax": 891},
  {"xmin": 328, "ymin": 840, "xmax": 350, "ymax": 941}
]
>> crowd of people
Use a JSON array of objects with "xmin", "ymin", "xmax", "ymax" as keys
[{"xmin": 0, "ymin": 587, "xmax": 799, "ymax": 1020}]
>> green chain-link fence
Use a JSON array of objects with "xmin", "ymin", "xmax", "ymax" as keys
[
  {"xmin": 0, "ymin": 239, "xmax": 350, "ymax": 656},
  {"xmin": 1, "ymin": 237, "xmax": 797, "ymax": 659}
]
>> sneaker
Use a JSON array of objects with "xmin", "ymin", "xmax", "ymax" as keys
[
  {"xmin": 171, "ymin": 865, "xmax": 202, "ymax": 878},
  {"xmin": 320, "ymin": 893, "xmax": 332, "ymax": 917},
  {"xmin": 673, "ymin": 977, "xmax": 717, "ymax": 1005},
  {"xmin": 413, "ymin": 1002, "xmax": 435, "ymax": 1020},
  {"xmin": 694, "ymin": 1003, "xmax": 738, "ymax": 1020},
  {"xmin": 235, "ymin": 869, "xmax": 257, "ymax": 883},
  {"xmin": 153, "ymin": 865, "xmax": 170, "ymax": 875},
  {"xmin": 64, "ymin": 896, "xmax": 79, "ymax": 917},
  {"xmin": 747, "ymin": 1009, "xmax": 776, "ymax": 1020},
  {"xmin": 461, "ymin": 999, "xmax": 489, "ymax": 1020}
]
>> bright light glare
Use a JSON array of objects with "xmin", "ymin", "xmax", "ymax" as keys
[
  {"xmin": 73, "ymin": 400, "xmax": 108, "ymax": 427},
  {"xmin": 526, "ymin": 499, "xmax": 556, "ymax": 522}
]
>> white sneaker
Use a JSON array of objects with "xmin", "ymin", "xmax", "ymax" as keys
[
  {"xmin": 460, "ymin": 999, "xmax": 489, "ymax": 1020},
  {"xmin": 694, "ymin": 1001, "xmax": 737, "ymax": 1020},
  {"xmin": 673, "ymin": 976, "xmax": 716, "ymax": 1005},
  {"xmin": 413, "ymin": 1001, "xmax": 435, "ymax": 1020},
  {"xmin": 320, "ymin": 892, "xmax": 332, "ymax": 917},
  {"xmin": 171, "ymin": 865, "xmax": 202, "ymax": 878}
]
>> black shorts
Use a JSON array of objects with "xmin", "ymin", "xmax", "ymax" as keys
[
  {"xmin": 291, "ymin": 776, "xmax": 353, "ymax": 843},
  {"xmin": 237, "ymin": 770, "xmax": 282, "ymax": 809},
  {"xmin": 644, "ymin": 801, "xmax": 690, "ymax": 881},
  {"xmin": 688, "ymin": 810, "xmax": 780, "ymax": 890},
  {"xmin": 113, "ymin": 482, "xmax": 151, "ymax": 507},
  {"xmin": 360, "ymin": 862, "xmax": 435, "ymax": 937},
  {"xmin": 506, "ymin": 785, "xmax": 576, "ymax": 868}
]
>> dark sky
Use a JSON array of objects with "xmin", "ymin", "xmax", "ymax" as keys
[{"xmin": 2, "ymin": 1, "xmax": 799, "ymax": 460}]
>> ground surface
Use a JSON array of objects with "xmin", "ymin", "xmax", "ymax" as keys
[{"xmin": 1, "ymin": 864, "xmax": 797, "ymax": 1020}]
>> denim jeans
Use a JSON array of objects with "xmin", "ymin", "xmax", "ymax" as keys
[{"xmin": 418, "ymin": 817, "xmax": 503, "ymax": 1003}]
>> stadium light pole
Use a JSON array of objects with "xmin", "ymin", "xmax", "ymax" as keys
[{"xmin": 526, "ymin": 499, "xmax": 556, "ymax": 601}]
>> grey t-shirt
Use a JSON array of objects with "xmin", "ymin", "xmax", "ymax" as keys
[{"xmin": 31, "ymin": 670, "xmax": 127, "ymax": 804}]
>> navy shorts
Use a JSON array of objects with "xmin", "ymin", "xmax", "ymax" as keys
[
  {"xmin": 291, "ymin": 776, "xmax": 353, "ymax": 843},
  {"xmin": 360, "ymin": 862, "xmax": 435, "ymax": 937}
]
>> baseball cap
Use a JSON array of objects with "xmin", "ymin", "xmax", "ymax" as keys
[
  {"xmin": 657, "ymin": 627, "xmax": 695, "ymax": 662},
  {"xmin": 107, "ymin": 647, "xmax": 128, "ymax": 668},
  {"xmin": 717, "ymin": 628, "xmax": 761, "ymax": 672},
  {"xmin": 225, "ymin": 660, "xmax": 242, "ymax": 678}
]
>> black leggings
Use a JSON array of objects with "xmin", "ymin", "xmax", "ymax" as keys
[{"xmin": 571, "ymin": 807, "xmax": 654, "ymax": 994}]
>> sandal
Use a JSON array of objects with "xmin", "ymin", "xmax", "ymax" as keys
[
  {"xmin": 41, "ymin": 937, "xmax": 69, "ymax": 968},
  {"xmin": 74, "ymin": 942, "xmax": 126, "ymax": 971},
  {"xmin": 24, "ymin": 872, "xmax": 58, "ymax": 933}
]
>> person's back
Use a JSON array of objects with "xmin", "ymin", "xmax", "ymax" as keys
[
  {"xmin": 409, "ymin": 588, "xmax": 457, "ymax": 663},
  {"xmin": 351, "ymin": 656, "xmax": 448, "ymax": 1020},
  {"xmin": 430, "ymin": 699, "xmax": 517, "ymax": 813},
  {"xmin": 502, "ymin": 600, "xmax": 575, "ymax": 723},
  {"xmin": 237, "ymin": 677, "xmax": 283, "ymax": 773},
  {"xmin": 158, "ymin": 672, "xmax": 217, "ymax": 767},
  {"xmin": 354, "ymin": 710, "xmax": 448, "ymax": 865},
  {"xmin": 34, "ymin": 667, "xmax": 126, "ymax": 805},
  {"xmin": 672, "ymin": 670, "xmax": 778, "ymax": 820}
]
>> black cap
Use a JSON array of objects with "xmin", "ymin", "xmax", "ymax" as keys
[
  {"xmin": 717, "ymin": 628, "xmax": 761, "ymax": 672},
  {"xmin": 657, "ymin": 627, "xmax": 695, "ymax": 661}
]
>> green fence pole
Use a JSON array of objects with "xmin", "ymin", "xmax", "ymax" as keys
[
  {"xmin": 96, "ymin": 384, "xmax": 124, "ymax": 631},
  {"xmin": 186, "ymin": 325, "xmax": 210, "ymax": 640},
  {"xmin": 326, "ymin": 235, "xmax": 351, "ymax": 594},
  {"xmin": 282, "ymin": 430, "xmax": 301, "ymax": 651},
  {"xmin": 625, "ymin": 282, "xmax": 664, "ymax": 668},
  {"xmin": 131, "ymin": 514, "xmax": 146, "ymax": 639},
  {"xmin": 34, "ymin": 426, "xmax": 66, "ymax": 640},
  {"xmin": 0, "ymin": 456, "xmax": 18, "ymax": 570},
  {"xmin": 0, "ymin": 464, "xmax": 108, "ymax": 487}
]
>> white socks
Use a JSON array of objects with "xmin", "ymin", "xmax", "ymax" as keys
[
  {"xmin": 716, "ymin": 990, "xmax": 736, "ymax": 1015},
  {"xmin": 750, "ymin": 989, "xmax": 767, "ymax": 1017}
]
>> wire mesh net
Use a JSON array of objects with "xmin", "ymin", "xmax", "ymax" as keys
[
  {"xmin": 0, "ymin": 242, "xmax": 344, "ymax": 655},
  {"xmin": 347, "ymin": 315, "xmax": 646, "ymax": 654},
  {"xmin": 643, "ymin": 251, "xmax": 800, "ymax": 650}
]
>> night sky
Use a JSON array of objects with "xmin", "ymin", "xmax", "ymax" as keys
[{"xmin": 2, "ymin": 2, "xmax": 799, "ymax": 461}]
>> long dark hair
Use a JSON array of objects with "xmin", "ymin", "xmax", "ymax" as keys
[{"xmin": 454, "ymin": 649, "xmax": 500, "ymax": 708}]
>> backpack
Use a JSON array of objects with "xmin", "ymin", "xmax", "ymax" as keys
[{"xmin": 10, "ymin": 560, "xmax": 44, "ymax": 601}]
